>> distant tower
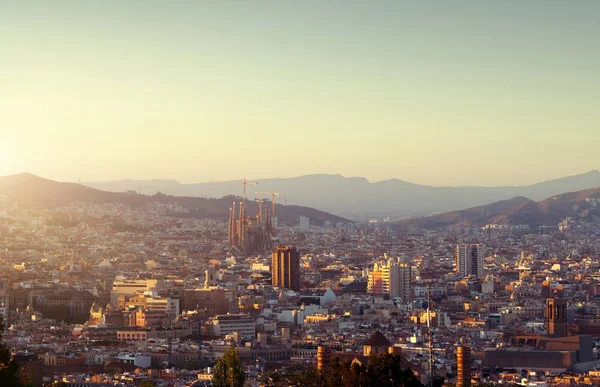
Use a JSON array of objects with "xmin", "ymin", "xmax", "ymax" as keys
[
  {"xmin": 317, "ymin": 345, "xmax": 332, "ymax": 370},
  {"xmin": 456, "ymin": 244, "xmax": 484, "ymax": 279},
  {"xmin": 546, "ymin": 298, "xmax": 568, "ymax": 337},
  {"xmin": 299, "ymin": 216, "xmax": 310, "ymax": 232},
  {"xmin": 204, "ymin": 269, "xmax": 216, "ymax": 289},
  {"xmin": 271, "ymin": 245, "xmax": 300, "ymax": 291},
  {"xmin": 456, "ymin": 346, "xmax": 472, "ymax": 387}
]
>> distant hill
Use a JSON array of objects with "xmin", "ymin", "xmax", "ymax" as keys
[
  {"xmin": 85, "ymin": 170, "xmax": 600, "ymax": 218},
  {"xmin": 394, "ymin": 188, "xmax": 600, "ymax": 230},
  {"xmin": 0, "ymin": 173, "xmax": 348, "ymax": 225}
]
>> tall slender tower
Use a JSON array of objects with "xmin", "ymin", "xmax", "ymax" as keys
[
  {"xmin": 239, "ymin": 201, "xmax": 245, "ymax": 250},
  {"xmin": 457, "ymin": 346, "xmax": 472, "ymax": 387},
  {"xmin": 228, "ymin": 206, "xmax": 234, "ymax": 247},
  {"xmin": 546, "ymin": 298, "xmax": 567, "ymax": 337}
]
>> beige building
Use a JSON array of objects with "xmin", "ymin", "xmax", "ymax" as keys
[{"xmin": 368, "ymin": 258, "xmax": 412, "ymax": 300}]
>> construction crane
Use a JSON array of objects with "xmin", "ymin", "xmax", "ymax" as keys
[
  {"xmin": 211, "ymin": 178, "xmax": 259, "ymax": 201},
  {"xmin": 255, "ymin": 191, "xmax": 280, "ymax": 218}
]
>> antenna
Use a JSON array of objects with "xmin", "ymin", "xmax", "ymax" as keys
[{"xmin": 427, "ymin": 285, "xmax": 435, "ymax": 387}]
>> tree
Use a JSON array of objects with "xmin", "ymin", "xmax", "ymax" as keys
[
  {"xmin": 212, "ymin": 346, "xmax": 246, "ymax": 387},
  {"xmin": 261, "ymin": 352, "xmax": 441, "ymax": 387},
  {"xmin": 0, "ymin": 316, "xmax": 27, "ymax": 387}
]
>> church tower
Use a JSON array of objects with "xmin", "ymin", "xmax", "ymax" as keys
[{"xmin": 546, "ymin": 298, "xmax": 567, "ymax": 337}]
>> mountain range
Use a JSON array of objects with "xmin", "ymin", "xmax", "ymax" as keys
[
  {"xmin": 84, "ymin": 170, "xmax": 600, "ymax": 219},
  {"xmin": 394, "ymin": 188, "xmax": 600, "ymax": 230},
  {"xmin": 0, "ymin": 173, "xmax": 348, "ymax": 225}
]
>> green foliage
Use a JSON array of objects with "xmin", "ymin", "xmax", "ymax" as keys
[
  {"xmin": 260, "ymin": 352, "xmax": 444, "ymax": 387},
  {"xmin": 0, "ymin": 316, "xmax": 28, "ymax": 387},
  {"xmin": 212, "ymin": 346, "xmax": 246, "ymax": 387}
]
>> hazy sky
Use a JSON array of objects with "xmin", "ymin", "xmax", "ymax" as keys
[{"xmin": 1, "ymin": 1, "xmax": 599, "ymax": 186}]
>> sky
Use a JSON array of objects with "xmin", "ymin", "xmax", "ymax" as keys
[{"xmin": 1, "ymin": 0, "xmax": 599, "ymax": 186}]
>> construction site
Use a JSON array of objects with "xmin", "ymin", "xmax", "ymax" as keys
[{"xmin": 227, "ymin": 179, "xmax": 279, "ymax": 255}]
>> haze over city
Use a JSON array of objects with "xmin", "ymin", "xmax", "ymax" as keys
[
  {"xmin": 3, "ymin": 3, "xmax": 600, "ymax": 387},
  {"xmin": 1, "ymin": 1, "xmax": 599, "ymax": 185}
]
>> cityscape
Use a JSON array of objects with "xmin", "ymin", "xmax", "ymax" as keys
[{"xmin": 2, "ymin": 2, "xmax": 600, "ymax": 387}]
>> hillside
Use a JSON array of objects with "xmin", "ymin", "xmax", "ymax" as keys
[
  {"xmin": 394, "ymin": 188, "xmax": 600, "ymax": 230},
  {"xmin": 0, "ymin": 173, "xmax": 348, "ymax": 225},
  {"xmin": 85, "ymin": 170, "xmax": 600, "ymax": 218}
]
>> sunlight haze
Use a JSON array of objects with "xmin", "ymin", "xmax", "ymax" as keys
[{"xmin": 1, "ymin": 1, "xmax": 599, "ymax": 186}]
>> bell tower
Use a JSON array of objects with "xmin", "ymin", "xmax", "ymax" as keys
[{"xmin": 546, "ymin": 298, "xmax": 567, "ymax": 337}]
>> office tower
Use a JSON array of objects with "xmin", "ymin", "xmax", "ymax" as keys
[
  {"xmin": 272, "ymin": 245, "xmax": 300, "ymax": 291},
  {"xmin": 368, "ymin": 258, "xmax": 412, "ymax": 300},
  {"xmin": 457, "ymin": 346, "xmax": 472, "ymax": 387},
  {"xmin": 546, "ymin": 298, "xmax": 568, "ymax": 337},
  {"xmin": 456, "ymin": 244, "xmax": 484, "ymax": 279},
  {"xmin": 317, "ymin": 345, "xmax": 332, "ymax": 370}
]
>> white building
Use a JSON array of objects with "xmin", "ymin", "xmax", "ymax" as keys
[
  {"xmin": 299, "ymin": 216, "xmax": 310, "ymax": 232},
  {"xmin": 145, "ymin": 297, "xmax": 180, "ymax": 318},
  {"xmin": 251, "ymin": 263, "xmax": 270, "ymax": 272},
  {"xmin": 111, "ymin": 279, "xmax": 162, "ymax": 307},
  {"xmin": 211, "ymin": 314, "xmax": 256, "ymax": 339},
  {"xmin": 114, "ymin": 354, "xmax": 152, "ymax": 368},
  {"xmin": 482, "ymin": 275, "xmax": 495, "ymax": 294},
  {"xmin": 456, "ymin": 244, "xmax": 484, "ymax": 279}
]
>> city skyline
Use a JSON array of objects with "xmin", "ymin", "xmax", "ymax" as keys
[
  {"xmin": 2, "ymin": 1, "xmax": 600, "ymax": 186},
  {"xmin": 3, "ymin": 2, "xmax": 600, "ymax": 385}
]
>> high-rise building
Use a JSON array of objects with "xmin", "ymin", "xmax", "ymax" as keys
[
  {"xmin": 367, "ymin": 271, "xmax": 384, "ymax": 294},
  {"xmin": 299, "ymin": 216, "xmax": 310, "ymax": 232},
  {"xmin": 456, "ymin": 244, "xmax": 484, "ymax": 279},
  {"xmin": 546, "ymin": 297, "xmax": 568, "ymax": 337},
  {"xmin": 272, "ymin": 245, "xmax": 300, "ymax": 291},
  {"xmin": 368, "ymin": 258, "xmax": 412, "ymax": 300},
  {"xmin": 0, "ymin": 281, "xmax": 9, "ymax": 324},
  {"xmin": 317, "ymin": 345, "xmax": 333, "ymax": 370},
  {"xmin": 457, "ymin": 345, "xmax": 472, "ymax": 387},
  {"xmin": 391, "ymin": 263, "xmax": 412, "ymax": 300}
]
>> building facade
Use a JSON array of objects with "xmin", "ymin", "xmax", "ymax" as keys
[
  {"xmin": 368, "ymin": 258, "xmax": 412, "ymax": 300},
  {"xmin": 272, "ymin": 245, "xmax": 300, "ymax": 291},
  {"xmin": 546, "ymin": 297, "xmax": 568, "ymax": 337},
  {"xmin": 456, "ymin": 244, "xmax": 484, "ymax": 279},
  {"xmin": 211, "ymin": 314, "xmax": 256, "ymax": 339}
]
